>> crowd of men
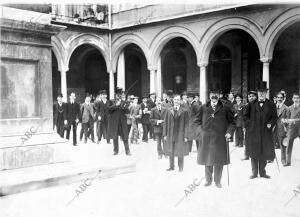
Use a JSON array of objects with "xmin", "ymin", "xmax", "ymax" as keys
[{"xmin": 53, "ymin": 81, "xmax": 299, "ymax": 188}]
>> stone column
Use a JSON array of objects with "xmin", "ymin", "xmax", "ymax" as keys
[
  {"xmin": 60, "ymin": 67, "xmax": 68, "ymax": 102},
  {"xmin": 261, "ymin": 58, "xmax": 272, "ymax": 98},
  {"xmin": 150, "ymin": 68, "xmax": 156, "ymax": 94},
  {"xmin": 109, "ymin": 71, "xmax": 115, "ymax": 100},
  {"xmin": 117, "ymin": 51, "xmax": 125, "ymax": 90},
  {"xmin": 157, "ymin": 57, "xmax": 162, "ymax": 97},
  {"xmin": 199, "ymin": 62, "xmax": 208, "ymax": 104}
]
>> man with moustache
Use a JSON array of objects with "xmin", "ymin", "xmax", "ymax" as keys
[
  {"xmin": 163, "ymin": 94, "xmax": 189, "ymax": 172},
  {"xmin": 244, "ymin": 82, "xmax": 277, "ymax": 179},
  {"xmin": 53, "ymin": 93, "xmax": 67, "ymax": 138},
  {"xmin": 65, "ymin": 92, "xmax": 80, "ymax": 146},
  {"xmin": 150, "ymin": 97, "xmax": 167, "ymax": 159},
  {"xmin": 107, "ymin": 88, "xmax": 131, "ymax": 156},
  {"xmin": 273, "ymin": 92, "xmax": 289, "ymax": 164},
  {"xmin": 282, "ymin": 92, "xmax": 300, "ymax": 166},
  {"xmin": 195, "ymin": 89, "xmax": 235, "ymax": 188},
  {"xmin": 140, "ymin": 95, "xmax": 152, "ymax": 142},
  {"xmin": 241, "ymin": 91, "xmax": 257, "ymax": 160}
]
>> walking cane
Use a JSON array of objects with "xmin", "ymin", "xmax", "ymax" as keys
[{"xmin": 226, "ymin": 137, "xmax": 230, "ymax": 186}]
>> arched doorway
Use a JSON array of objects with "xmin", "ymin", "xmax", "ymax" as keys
[
  {"xmin": 68, "ymin": 44, "xmax": 108, "ymax": 102},
  {"xmin": 208, "ymin": 29, "xmax": 261, "ymax": 99},
  {"xmin": 117, "ymin": 44, "xmax": 148, "ymax": 98},
  {"xmin": 161, "ymin": 37, "xmax": 198, "ymax": 94},
  {"xmin": 270, "ymin": 22, "xmax": 300, "ymax": 104}
]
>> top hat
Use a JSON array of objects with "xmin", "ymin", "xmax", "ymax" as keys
[
  {"xmin": 187, "ymin": 92, "xmax": 194, "ymax": 97},
  {"xmin": 142, "ymin": 95, "xmax": 148, "ymax": 99},
  {"xmin": 57, "ymin": 93, "xmax": 63, "ymax": 98},
  {"xmin": 256, "ymin": 81, "xmax": 268, "ymax": 92},
  {"xmin": 150, "ymin": 92, "xmax": 156, "ymax": 96},
  {"xmin": 235, "ymin": 93, "xmax": 243, "ymax": 98},
  {"xmin": 209, "ymin": 89, "xmax": 221, "ymax": 94}
]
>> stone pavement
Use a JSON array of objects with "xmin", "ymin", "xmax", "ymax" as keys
[{"xmin": 1, "ymin": 138, "xmax": 300, "ymax": 217}]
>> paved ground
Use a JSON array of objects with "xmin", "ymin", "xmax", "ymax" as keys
[{"xmin": 1, "ymin": 137, "xmax": 300, "ymax": 217}]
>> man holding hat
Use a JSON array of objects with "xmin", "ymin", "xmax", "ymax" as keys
[
  {"xmin": 107, "ymin": 88, "xmax": 131, "ymax": 155},
  {"xmin": 95, "ymin": 90, "xmax": 110, "ymax": 144},
  {"xmin": 195, "ymin": 89, "xmax": 235, "ymax": 188},
  {"xmin": 244, "ymin": 82, "xmax": 277, "ymax": 179},
  {"xmin": 53, "ymin": 93, "xmax": 67, "ymax": 138}
]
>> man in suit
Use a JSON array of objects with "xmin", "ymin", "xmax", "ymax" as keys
[
  {"xmin": 273, "ymin": 92, "xmax": 289, "ymax": 165},
  {"xmin": 65, "ymin": 92, "xmax": 80, "ymax": 146},
  {"xmin": 94, "ymin": 90, "xmax": 110, "ymax": 144},
  {"xmin": 163, "ymin": 94, "xmax": 190, "ymax": 172},
  {"xmin": 150, "ymin": 97, "xmax": 167, "ymax": 159},
  {"xmin": 140, "ymin": 95, "xmax": 152, "ymax": 142},
  {"xmin": 107, "ymin": 88, "xmax": 131, "ymax": 156},
  {"xmin": 195, "ymin": 89, "xmax": 235, "ymax": 188},
  {"xmin": 148, "ymin": 92, "xmax": 157, "ymax": 139},
  {"xmin": 53, "ymin": 93, "xmax": 66, "ymax": 138},
  {"xmin": 244, "ymin": 82, "xmax": 277, "ymax": 179},
  {"xmin": 233, "ymin": 93, "xmax": 245, "ymax": 147},
  {"xmin": 81, "ymin": 95, "xmax": 95, "ymax": 143},
  {"xmin": 282, "ymin": 92, "xmax": 300, "ymax": 166}
]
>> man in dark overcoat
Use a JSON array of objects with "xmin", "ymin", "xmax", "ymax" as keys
[
  {"xmin": 65, "ymin": 92, "xmax": 80, "ymax": 146},
  {"xmin": 243, "ymin": 82, "xmax": 277, "ymax": 179},
  {"xmin": 163, "ymin": 94, "xmax": 189, "ymax": 172},
  {"xmin": 53, "ymin": 93, "xmax": 67, "ymax": 138},
  {"xmin": 186, "ymin": 92, "xmax": 202, "ymax": 152},
  {"xmin": 241, "ymin": 91, "xmax": 257, "ymax": 160},
  {"xmin": 107, "ymin": 88, "xmax": 131, "ymax": 155},
  {"xmin": 195, "ymin": 89, "xmax": 235, "ymax": 188},
  {"xmin": 150, "ymin": 97, "xmax": 167, "ymax": 159}
]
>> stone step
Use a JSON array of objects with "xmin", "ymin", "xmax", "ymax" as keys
[{"xmin": 0, "ymin": 160, "xmax": 136, "ymax": 196}]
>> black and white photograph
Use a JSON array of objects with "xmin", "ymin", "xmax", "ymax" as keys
[{"xmin": 1, "ymin": 0, "xmax": 300, "ymax": 216}]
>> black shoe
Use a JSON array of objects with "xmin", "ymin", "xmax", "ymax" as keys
[
  {"xmin": 97, "ymin": 140, "xmax": 100, "ymax": 144},
  {"xmin": 126, "ymin": 151, "xmax": 131, "ymax": 156},
  {"xmin": 267, "ymin": 160, "xmax": 273, "ymax": 163},
  {"xmin": 158, "ymin": 155, "xmax": 163, "ymax": 159},
  {"xmin": 113, "ymin": 152, "xmax": 118, "ymax": 155},
  {"xmin": 179, "ymin": 167, "xmax": 183, "ymax": 172},
  {"xmin": 166, "ymin": 168, "xmax": 174, "ymax": 171},
  {"xmin": 204, "ymin": 182, "xmax": 212, "ymax": 187},
  {"xmin": 250, "ymin": 174, "xmax": 258, "ymax": 179},
  {"xmin": 215, "ymin": 183, "xmax": 222, "ymax": 188},
  {"xmin": 241, "ymin": 156, "xmax": 249, "ymax": 161},
  {"xmin": 283, "ymin": 163, "xmax": 291, "ymax": 167},
  {"xmin": 260, "ymin": 174, "xmax": 270, "ymax": 179},
  {"xmin": 73, "ymin": 143, "xmax": 78, "ymax": 146}
]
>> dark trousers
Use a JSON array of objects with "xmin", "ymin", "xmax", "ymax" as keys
[
  {"xmin": 82, "ymin": 120, "xmax": 94, "ymax": 142},
  {"xmin": 155, "ymin": 133, "xmax": 164, "ymax": 156},
  {"xmin": 205, "ymin": 165, "xmax": 223, "ymax": 184},
  {"xmin": 235, "ymin": 127, "xmax": 244, "ymax": 147},
  {"xmin": 127, "ymin": 124, "xmax": 131, "ymax": 138},
  {"xmin": 187, "ymin": 140, "xmax": 200, "ymax": 152},
  {"xmin": 66, "ymin": 121, "xmax": 77, "ymax": 145},
  {"xmin": 169, "ymin": 142, "xmax": 184, "ymax": 170},
  {"xmin": 56, "ymin": 120, "xmax": 65, "ymax": 138},
  {"xmin": 142, "ymin": 123, "xmax": 151, "ymax": 141},
  {"xmin": 149, "ymin": 125, "xmax": 154, "ymax": 139},
  {"xmin": 251, "ymin": 158, "xmax": 267, "ymax": 176},
  {"xmin": 97, "ymin": 121, "xmax": 110, "ymax": 143},
  {"xmin": 113, "ymin": 137, "xmax": 130, "ymax": 154}
]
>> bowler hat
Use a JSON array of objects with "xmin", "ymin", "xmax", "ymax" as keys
[
  {"xmin": 99, "ymin": 89, "xmax": 107, "ymax": 95},
  {"xmin": 248, "ymin": 90, "xmax": 257, "ymax": 96}
]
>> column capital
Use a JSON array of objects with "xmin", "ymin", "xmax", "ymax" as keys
[
  {"xmin": 59, "ymin": 65, "xmax": 69, "ymax": 73},
  {"xmin": 260, "ymin": 57, "xmax": 272, "ymax": 63},
  {"xmin": 148, "ymin": 66, "xmax": 157, "ymax": 72},
  {"xmin": 197, "ymin": 61, "xmax": 208, "ymax": 68}
]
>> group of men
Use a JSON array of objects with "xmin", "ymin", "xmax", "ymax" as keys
[{"xmin": 53, "ymin": 81, "xmax": 299, "ymax": 188}]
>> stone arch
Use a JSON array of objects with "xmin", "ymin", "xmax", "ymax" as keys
[
  {"xmin": 199, "ymin": 17, "xmax": 263, "ymax": 65},
  {"xmin": 111, "ymin": 33, "xmax": 150, "ymax": 73},
  {"xmin": 51, "ymin": 36, "xmax": 68, "ymax": 72},
  {"xmin": 66, "ymin": 33, "xmax": 110, "ymax": 71},
  {"xmin": 264, "ymin": 7, "xmax": 300, "ymax": 60},
  {"xmin": 149, "ymin": 26, "xmax": 201, "ymax": 70}
]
